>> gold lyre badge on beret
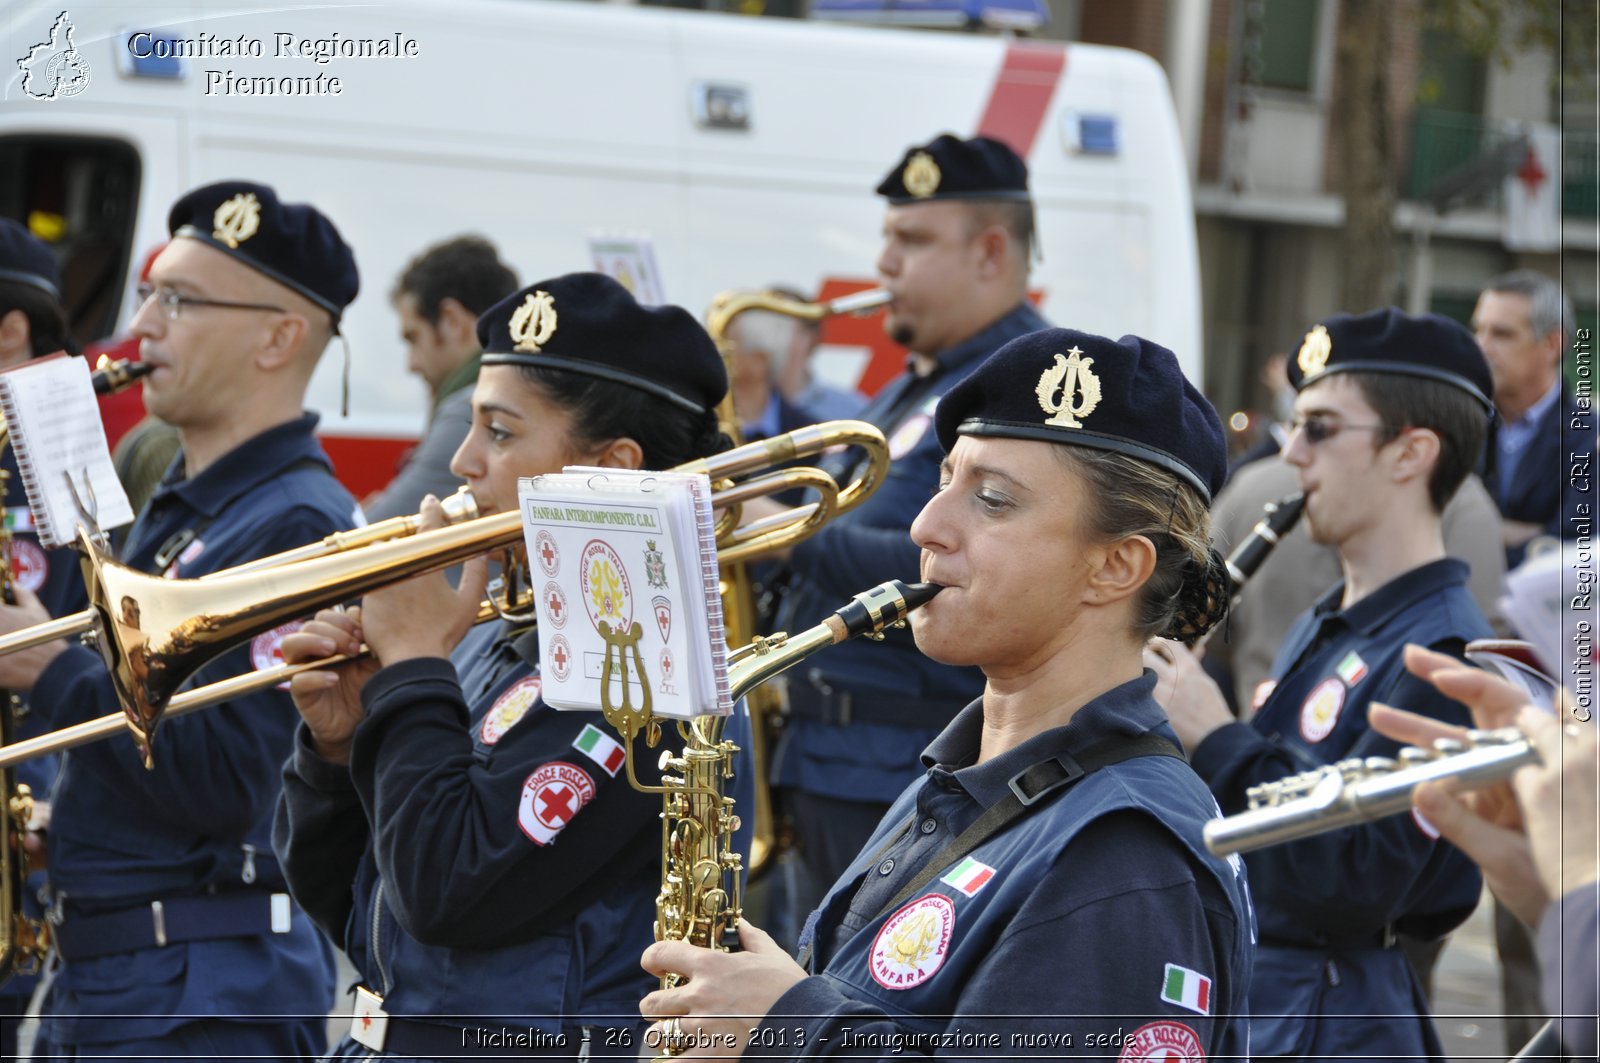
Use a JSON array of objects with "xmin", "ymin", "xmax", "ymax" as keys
[
  {"xmin": 903, "ymin": 151, "xmax": 942, "ymax": 199},
  {"xmin": 1036, "ymin": 347, "xmax": 1102, "ymax": 429},
  {"xmin": 510, "ymin": 289, "xmax": 559, "ymax": 353},
  {"xmin": 212, "ymin": 193, "xmax": 261, "ymax": 249},
  {"xmin": 1297, "ymin": 324, "xmax": 1332, "ymax": 377}
]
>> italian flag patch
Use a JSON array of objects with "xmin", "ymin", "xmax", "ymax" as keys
[
  {"xmin": 940, "ymin": 856, "xmax": 996, "ymax": 897},
  {"xmin": 572, "ymin": 724, "xmax": 625, "ymax": 777},
  {"xmin": 1161, "ymin": 963, "xmax": 1213, "ymax": 1015},
  {"xmin": 1335, "ymin": 650, "xmax": 1368, "ymax": 687}
]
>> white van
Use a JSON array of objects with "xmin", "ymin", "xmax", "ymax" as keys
[{"xmin": 2, "ymin": 0, "xmax": 1198, "ymax": 493}]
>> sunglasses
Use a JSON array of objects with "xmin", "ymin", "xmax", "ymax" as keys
[{"xmin": 1289, "ymin": 414, "xmax": 1392, "ymax": 445}]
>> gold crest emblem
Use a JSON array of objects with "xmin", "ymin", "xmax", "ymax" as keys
[
  {"xmin": 212, "ymin": 193, "xmax": 261, "ymax": 249},
  {"xmin": 902, "ymin": 151, "xmax": 942, "ymax": 199},
  {"xmin": 1035, "ymin": 347, "xmax": 1103, "ymax": 429},
  {"xmin": 1297, "ymin": 325, "xmax": 1332, "ymax": 377},
  {"xmin": 509, "ymin": 290, "xmax": 559, "ymax": 353}
]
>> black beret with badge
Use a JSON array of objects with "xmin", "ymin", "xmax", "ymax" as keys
[
  {"xmin": 1287, "ymin": 307, "xmax": 1493, "ymax": 413},
  {"xmin": 876, "ymin": 133, "xmax": 1031, "ymax": 204},
  {"xmin": 935, "ymin": 327, "xmax": 1227, "ymax": 502},
  {"xmin": 0, "ymin": 218, "xmax": 64, "ymax": 299},
  {"xmin": 478, "ymin": 272, "xmax": 728, "ymax": 415},
  {"xmin": 167, "ymin": 180, "xmax": 359, "ymax": 326}
]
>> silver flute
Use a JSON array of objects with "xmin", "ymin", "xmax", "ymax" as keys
[{"xmin": 1204, "ymin": 727, "xmax": 1543, "ymax": 856}]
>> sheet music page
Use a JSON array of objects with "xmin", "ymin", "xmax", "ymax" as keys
[
  {"xmin": 0, "ymin": 355, "xmax": 135, "ymax": 547},
  {"xmin": 518, "ymin": 468, "xmax": 728, "ymax": 720}
]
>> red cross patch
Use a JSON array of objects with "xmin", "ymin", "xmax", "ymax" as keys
[
  {"xmin": 517, "ymin": 761, "xmax": 596, "ymax": 846},
  {"xmin": 549, "ymin": 635, "xmax": 572, "ymax": 681},
  {"xmin": 542, "ymin": 581, "xmax": 568, "ymax": 629},
  {"xmin": 534, "ymin": 530, "xmax": 560, "ymax": 577}
]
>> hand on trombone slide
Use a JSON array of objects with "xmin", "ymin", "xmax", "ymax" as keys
[
  {"xmin": 281, "ymin": 493, "xmax": 491, "ymax": 764},
  {"xmin": 1369, "ymin": 644, "xmax": 1597, "ymax": 928},
  {"xmin": 0, "ymin": 584, "xmax": 65, "ymax": 693}
]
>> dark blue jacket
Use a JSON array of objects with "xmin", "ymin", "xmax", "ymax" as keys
[
  {"xmin": 275, "ymin": 618, "xmax": 756, "ymax": 1048},
  {"xmin": 27, "ymin": 414, "xmax": 354, "ymax": 1045},
  {"xmin": 772, "ymin": 303, "xmax": 1050, "ymax": 803},
  {"xmin": 1193, "ymin": 557, "xmax": 1491, "ymax": 1059},
  {"xmin": 1489, "ymin": 384, "xmax": 1596, "ymax": 568},
  {"xmin": 763, "ymin": 675, "xmax": 1255, "ymax": 1058}
]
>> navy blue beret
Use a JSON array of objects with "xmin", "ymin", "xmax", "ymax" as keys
[
  {"xmin": 0, "ymin": 218, "xmax": 63, "ymax": 299},
  {"xmin": 478, "ymin": 273, "xmax": 727, "ymax": 416},
  {"xmin": 1288, "ymin": 307, "xmax": 1493, "ymax": 413},
  {"xmin": 876, "ymin": 133, "xmax": 1030, "ymax": 204},
  {"xmin": 935, "ymin": 328, "xmax": 1227, "ymax": 501},
  {"xmin": 167, "ymin": 181, "xmax": 359, "ymax": 326}
]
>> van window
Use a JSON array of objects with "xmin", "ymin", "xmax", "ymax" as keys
[{"xmin": 0, "ymin": 137, "xmax": 140, "ymax": 345}]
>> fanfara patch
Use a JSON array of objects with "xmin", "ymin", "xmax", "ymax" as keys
[
  {"xmin": 902, "ymin": 151, "xmax": 941, "ymax": 198},
  {"xmin": 887, "ymin": 413, "xmax": 931, "ymax": 460},
  {"xmin": 1119, "ymin": 1020, "xmax": 1205, "ymax": 1061},
  {"xmin": 1297, "ymin": 324, "xmax": 1331, "ymax": 377},
  {"xmin": 250, "ymin": 620, "xmax": 303, "ymax": 690},
  {"xmin": 579, "ymin": 539, "xmax": 633, "ymax": 633},
  {"xmin": 1299, "ymin": 677, "xmax": 1345, "ymax": 743},
  {"xmin": 534, "ymin": 530, "xmax": 560, "ymax": 577},
  {"xmin": 213, "ymin": 192, "xmax": 261, "ymax": 248},
  {"xmin": 542, "ymin": 581, "xmax": 569, "ymax": 630},
  {"xmin": 643, "ymin": 539, "xmax": 668, "ymax": 589},
  {"xmin": 548, "ymin": 635, "xmax": 573, "ymax": 682},
  {"xmin": 509, "ymin": 289, "xmax": 559, "ymax": 353},
  {"xmin": 869, "ymin": 893, "xmax": 955, "ymax": 990},
  {"xmin": 481, "ymin": 675, "xmax": 541, "ymax": 746},
  {"xmin": 1335, "ymin": 650, "xmax": 1368, "ymax": 687},
  {"xmin": 1036, "ymin": 347, "xmax": 1102, "ymax": 429},
  {"xmin": 11, "ymin": 538, "xmax": 47, "ymax": 593},
  {"xmin": 516, "ymin": 761, "xmax": 596, "ymax": 846}
]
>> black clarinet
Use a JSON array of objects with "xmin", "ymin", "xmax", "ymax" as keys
[
  {"xmin": 1222, "ymin": 493, "xmax": 1305, "ymax": 599},
  {"xmin": 90, "ymin": 357, "xmax": 153, "ymax": 395}
]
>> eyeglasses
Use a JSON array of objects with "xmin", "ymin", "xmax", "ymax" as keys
[
  {"xmin": 1289, "ymin": 414, "xmax": 1393, "ymax": 445},
  {"xmin": 136, "ymin": 283, "xmax": 286, "ymax": 322}
]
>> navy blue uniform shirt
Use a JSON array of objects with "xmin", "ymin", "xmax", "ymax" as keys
[
  {"xmin": 762, "ymin": 674, "xmax": 1254, "ymax": 1059},
  {"xmin": 772, "ymin": 303, "xmax": 1050, "ymax": 803},
  {"xmin": 26, "ymin": 413, "xmax": 354, "ymax": 1045},
  {"xmin": 1193, "ymin": 557, "xmax": 1491, "ymax": 1059},
  {"xmin": 276, "ymin": 618, "xmax": 756, "ymax": 1054}
]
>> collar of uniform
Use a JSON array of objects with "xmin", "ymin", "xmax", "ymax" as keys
[
  {"xmin": 1311, "ymin": 557, "xmax": 1471, "ymax": 638},
  {"xmin": 913, "ymin": 301, "xmax": 1050, "ymax": 378},
  {"xmin": 921, "ymin": 671, "xmax": 1171, "ymax": 809},
  {"xmin": 159, "ymin": 413, "xmax": 329, "ymax": 518}
]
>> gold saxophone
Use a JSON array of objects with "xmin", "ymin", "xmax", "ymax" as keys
[{"xmin": 598, "ymin": 580, "xmax": 939, "ymax": 1060}]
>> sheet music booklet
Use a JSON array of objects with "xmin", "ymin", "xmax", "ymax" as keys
[
  {"xmin": 0, "ymin": 353, "xmax": 135, "ymax": 548},
  {"xmin": 519, "ymin": 467, "xmax": 731, "ymax": 720}
]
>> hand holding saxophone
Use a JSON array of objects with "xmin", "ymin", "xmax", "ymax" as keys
[
  {"xmin": 640, "ymin": 921, "xmax": 803, "ymax": 1060},
  {"xmin": 1370, "ymin": 644, "xmax": 1596, "ymax": 927}
]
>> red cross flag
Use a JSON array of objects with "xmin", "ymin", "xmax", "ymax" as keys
[{"xmin": 1504, "ymin": 123, "xmax": 1561, "ymax": 253}]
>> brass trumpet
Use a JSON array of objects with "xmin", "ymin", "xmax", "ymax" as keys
[{"xmin": 0, "ymin": 420, "xmax": 889, "ymax": 770}]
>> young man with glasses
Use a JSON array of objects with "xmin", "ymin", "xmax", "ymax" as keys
[
  {"xmin": 0, "ymin": 181, "xmax": 360, "ymax": 1059},
  {"xmin": 1149, "ymin": 308, "xmax": 1496, "ymax": 1061}
]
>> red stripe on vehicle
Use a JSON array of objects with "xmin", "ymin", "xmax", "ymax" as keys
[{"xmin": 975, "ymin": 43, "xmax": 1066, "ymax": 158}]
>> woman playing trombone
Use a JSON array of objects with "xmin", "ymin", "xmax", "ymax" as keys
[
  {"xmin": 640, "ymin": 329, "xmax": 1253, "ymax": 1058},
  {"xmin": 273, "ymin": 274, "xmax": 738, "ymax": 1059}
]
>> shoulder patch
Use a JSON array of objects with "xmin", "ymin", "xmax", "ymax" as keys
[
  {"xmin": 1335, "ymin": 650, "xmax": 1368, "ymax": 687},
  {"xmin": 516, "ymin": 761, "xmax": 596, "ymax": 846},
  {"xmin": 11, "ymin": 538, "xmax": 47, "ymax": 593},
  {"xmin": 481, "ymin": 675, "xmax": 541, "ymax": 745},
  {"xmin": 940, "ymin": 856, "xmax": 996, "ymax": 898},
  {"xmin": 1299, "ymin": 676, "xmax": 1345, "ymax": 743},
  {"xmin": 869, "ymin": 894, "xmax": 954, "ymax": 990},
  {"xmin": 250, "ymin": 621, "xmax": 302, "ymax": 689},
  {"xmin": 1120, "ymin": 1020, "xmax": 1205, "ymax": 1061},
  {"xmin": 572, "ymin": 722, "xmax": 626, "ymax": 776},
  {"xmin": 887, "ymin": 413, "xmax": 931, "ymax": 460},
  {"xmin": 1160, "ymin": 963, "xmax": 1213, "ymax": 1015}
]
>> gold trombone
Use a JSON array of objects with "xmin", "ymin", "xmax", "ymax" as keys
[{"xmin": 0, "ymin": 420, "xmax": 889, "ymax": 771}]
